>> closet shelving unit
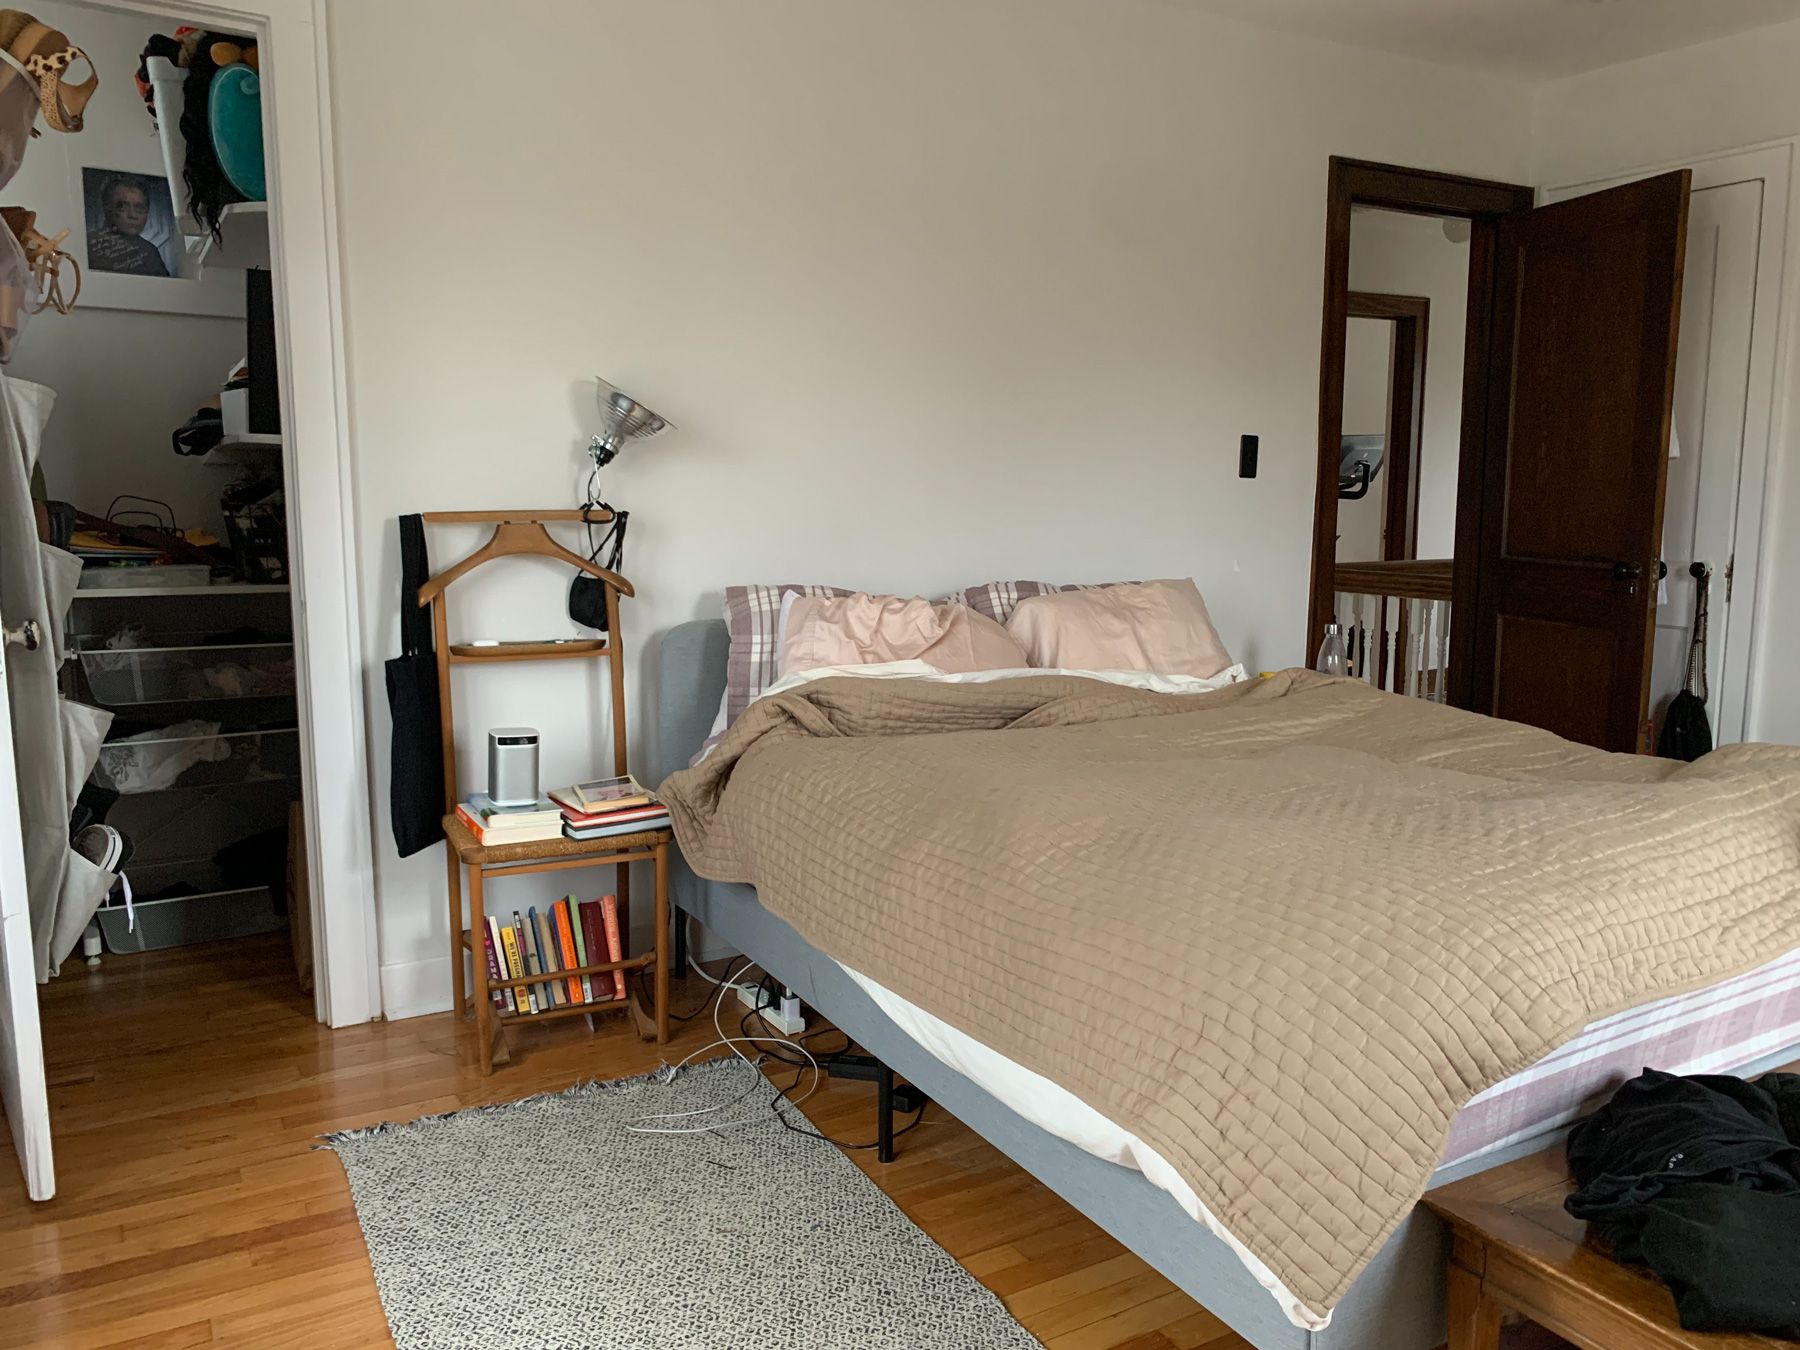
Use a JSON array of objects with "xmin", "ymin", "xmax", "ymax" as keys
[
  {"xmin": 66, "ymin": 582, "xmax": 298, "ymax": 952},
  {"xmin": 200, "ymin": 433, "xmax": 282, "ymax": 467},
  {"xmin": 64, "ymin": 53, "xmax": 292, "ymax": 954}
]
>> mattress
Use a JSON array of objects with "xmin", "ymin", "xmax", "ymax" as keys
[
  {"xmin": 1441, "ymin": 943, "xmax": 1800, "ymax": 1167},
  {"xmin": 837, "ymin": 943, "xmax": 1800, "ymax": 1322}
]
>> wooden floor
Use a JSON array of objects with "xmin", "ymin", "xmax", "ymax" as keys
[{"xmin": 0, "ymin": 934, "xmax": 1253, "ymax": 1350}]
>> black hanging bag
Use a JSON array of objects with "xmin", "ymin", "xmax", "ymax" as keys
[
  {"xmin": 1657, "ymin": 563, "xmax": 1714, "ymax": 763},
  {"xmin": 386, "ymin": 515, "xmax": 447, "ymax": 856}
]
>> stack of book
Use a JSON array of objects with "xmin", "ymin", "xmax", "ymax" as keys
[
  {"xmin": 549, "ymin": 775, "xmax": 671, "ymax": 841},
  {"xmin": 479, "ymin": 894, "xmax": 630, "ymax": 1016},
  {"xmin": 454, "ymin": 793, "xmax": 564, "ymax": 845}
]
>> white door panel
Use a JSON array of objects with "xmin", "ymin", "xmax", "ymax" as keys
[
  {"xmin": 1652, "ymin": 179, "xmax": 1761, "ymax": 735},
  {"xmin": 0, "ymin": 624, "xmax": 53, "ymax": 1200}
]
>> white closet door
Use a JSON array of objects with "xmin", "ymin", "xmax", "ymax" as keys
[
  {"xmin": 0, "ymin": 616, "xmax": 51, "ymax": 1199},
  {"xmin": 1651, "ymin": 179, "xmax": 1760, "ymax": 735}
]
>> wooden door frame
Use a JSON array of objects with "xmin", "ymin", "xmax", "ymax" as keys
[
  {"xmin": 1309, "ymin": 158, "xmax": 1535, "ymax": 701},
  {"xmin": 1346, "ymin": 291, "xmax": 1430, "ymax": 561},
  {"xmin": 103, "ymin": 0, "xmax": 380, "ymax": 1027}
]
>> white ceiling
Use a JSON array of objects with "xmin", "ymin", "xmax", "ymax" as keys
[{"xmin": 1179, "ymin": 0, "xmax": 1800, "ymax": 79}]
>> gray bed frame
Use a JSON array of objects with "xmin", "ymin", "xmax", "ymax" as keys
[{"xmin": 652, "ymin": 618, "xmax": 1795, "ymax": 1349}]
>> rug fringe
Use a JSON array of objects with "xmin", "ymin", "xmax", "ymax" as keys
[{"xmin": 316, "ymin": 1055, "xmax": 749, "ymax": 1148}]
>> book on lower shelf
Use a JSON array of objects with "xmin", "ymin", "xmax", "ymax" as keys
[
  {"xmin": 489, "ymin": 896, "xmax": 630, "ymax": 1015},
  {"xmin": 482, "ymin": 917, "xmax": 516, "ymax": 1014},
  {"xmin": 533, "ymin": 908, "xmax": 565, "ymax": 1007}
]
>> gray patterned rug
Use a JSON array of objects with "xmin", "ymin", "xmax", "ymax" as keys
[{"xmin": 325, "ymin": 1058, "xmax": 1041, "ymax": 1350}]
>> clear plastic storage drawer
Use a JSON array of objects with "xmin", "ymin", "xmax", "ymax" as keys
[
  {"xmin": 94, "ymin": 728, "xmax": 301, "ymax": 794},
  {"xmin": 77, "ymin": 640, "xmax": 294, "ymax": 705}
]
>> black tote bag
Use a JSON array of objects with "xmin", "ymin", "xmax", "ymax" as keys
[
  {"xmin": 1657, "ymin": 563, "xmax": 1714, "ymax": 763},
  {"xmin": 386, "ymin": 515, "xmax": 446, "ymax": 856}
]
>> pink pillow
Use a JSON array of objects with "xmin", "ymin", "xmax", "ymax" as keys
[
  {"xmin": 1004, "ymin": 579, "xmax": 1233, "ymax": 677},
  {"xmin": 781, "ymin": 593, "xmax": 1028, "ymax": 677}
]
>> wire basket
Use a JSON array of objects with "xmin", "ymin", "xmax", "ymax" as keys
[{"xmin": 223, "ymin": 495, "xmax": 288, "ymax": 584}]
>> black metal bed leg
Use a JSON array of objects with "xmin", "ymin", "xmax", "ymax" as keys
[{"xmin": 877, "ymin": 1062, "xmax": 895, "ymax": 1163}]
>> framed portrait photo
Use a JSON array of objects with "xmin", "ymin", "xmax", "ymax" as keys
[{"xmin": 70, "ymin": 164, "xmax": 245, "ymax": 318}]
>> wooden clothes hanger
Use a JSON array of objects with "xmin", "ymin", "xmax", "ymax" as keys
[{"xmin": 416, "ymin": 511, "xmax": 634, "ymax": 607}]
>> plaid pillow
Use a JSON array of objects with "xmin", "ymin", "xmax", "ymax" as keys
[
  {"xmin": 952, "ymin": 580, "xmax": 1058, "ymax": 625},
  {"xmin": 953, "ymin": 580, "xmax": 1115, "ymax": 625},
  {"xmin": 721, "ymin": 583, "xmax": 856, "ymax": 728}
]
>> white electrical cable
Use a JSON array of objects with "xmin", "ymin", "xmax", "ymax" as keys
[
  {"xmin": 683, "ymin": 916, "xmax": 762, "ymax": 993},
  {"xmin": 623, "ymin": 958, "xmax": 822, "ymax": 1137}
]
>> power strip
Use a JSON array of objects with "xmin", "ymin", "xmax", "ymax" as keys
[{"xmin": 736, "ymin": 982, "xmax": 806, "ymax": 1036}]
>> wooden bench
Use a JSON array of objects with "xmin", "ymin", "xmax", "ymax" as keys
[{"xmin": 1424, "ymin": 1067, "xmax": 1798, "ymax": 1350}]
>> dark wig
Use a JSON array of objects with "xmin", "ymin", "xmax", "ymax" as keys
[{"xmin": 177, "ymin": 33, "xmax": 251, "ymax": 239}]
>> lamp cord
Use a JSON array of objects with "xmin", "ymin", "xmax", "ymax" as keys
[{"xmin": 581, "ymin": 464, "xmax": 628, "ymax": 572}]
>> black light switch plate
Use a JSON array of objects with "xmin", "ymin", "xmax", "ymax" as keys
[{"xmin": 1239, "ymin": 434, "xmax": 1259, "ymax": 479}]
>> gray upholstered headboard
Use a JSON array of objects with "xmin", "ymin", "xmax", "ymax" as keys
[{"xmin": 654, "ymin": 619, "xmax": 729, "ymax": 787}]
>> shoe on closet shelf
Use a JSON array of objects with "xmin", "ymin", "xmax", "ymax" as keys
[
  {"xmin": 0, "ymin": 10, "xmax": 96, "ymax": 133},
  {"xmin": 73, "ymin": 824, "xmax": 134, "ymax": 932}
]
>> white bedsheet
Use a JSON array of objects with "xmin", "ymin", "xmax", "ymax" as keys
[{"xmin": 760, "ymin": 657, "xmax": 1250, "ymax": 701}]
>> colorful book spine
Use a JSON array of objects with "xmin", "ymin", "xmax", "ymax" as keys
[
  {"xmin": 534, "ymin": 909, "xmax": 566, "ymax": 1006},
  {"xmin": 553, "ymin": 900, "xmax": 584, "ymax": 1005},
  {"xmin": 578, "ymin": 901, "xmax": 610, "ymax": 1002},
  {"xmin": 562, "ymin": 814, "xmax": 670, "ymax": 841},
  {"xmin": 499, "ymin": 918, "xmax": 530, "ymax": 1014},
  {"xmin": 567, "ymin": 895, "xmax": 595, "ymax": 1003},
  {"xmin": 560, "ymin": 802, "xmax": 668, "ymax": 829},
  {"xmin": 482, "ymin": 916, "xmax": 513, "ymax": 1014},
  {"xmin": 520, "ymin": 908, "xmax": 546, "ymax": 1011},
  {"xmin": 600, "ymin": 893, "xmax": 627, "ymax": 1000}
]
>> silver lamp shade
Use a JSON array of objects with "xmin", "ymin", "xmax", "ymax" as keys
[{"xmin": 589, "ymin": 377, "xmax": 672, "ymax": 467}]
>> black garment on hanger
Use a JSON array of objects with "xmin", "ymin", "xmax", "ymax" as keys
[
  {"xmin": 386, "ymin": 515, "xmax": 445, "ymax": 857},
  {"xmin": 568, "ymin": 506, "xmax": 626, "ymax": 632},
  {"xmin": 1565, "ymin": 1068, "xmax": 1800, "ymax": 1336}
]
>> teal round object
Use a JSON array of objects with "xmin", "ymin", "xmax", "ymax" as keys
[{"xmin": 209, "ymin": 64, "xmax": 266, "ymax": 201}]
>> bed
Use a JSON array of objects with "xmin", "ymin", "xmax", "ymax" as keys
[{"xmin": 654, "ymin": 617, "xmax": 1800, "ymax": 1350}]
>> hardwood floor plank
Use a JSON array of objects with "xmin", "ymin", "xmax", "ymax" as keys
[
  {"xmin": 1045, "ymin": 1290, "xmax": 1215, "ymax": 1350},
  {"xmin": 1154, "ymin": 1305, "xmax": 1239, "ymax": 1348},
  {"xmin": 92, "ymin": 1321, "xmax": 216, "ymax": 1349},
  {"xmin": 1006, "ymin": 1251, "xmax": 1157, "ymax": 1318}
]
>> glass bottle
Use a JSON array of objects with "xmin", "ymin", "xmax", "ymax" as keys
[{"xmin": 1315, "ymin": 622, "xmax": 1347, "ymax": 677}]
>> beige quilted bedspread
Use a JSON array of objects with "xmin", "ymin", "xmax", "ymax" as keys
[{"xmin": 660, "ymin": 670, "xmax": 1800, "ymax": 1319}]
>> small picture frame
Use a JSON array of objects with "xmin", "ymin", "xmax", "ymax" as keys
[{"xmin": 69, "ymin": 164, "xmax": 245, "ymax": 318}]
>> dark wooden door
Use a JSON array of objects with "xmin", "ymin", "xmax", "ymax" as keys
[{"xmin": 1467, "ymin": 170, "xmax": 1689, "ymax": 752}]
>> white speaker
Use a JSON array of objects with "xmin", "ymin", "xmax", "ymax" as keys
[{"xmin": 487, "ymin": 727, "xmax": 540, "ymax": 807}]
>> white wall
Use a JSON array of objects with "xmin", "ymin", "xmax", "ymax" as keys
[
  {"xmin": 1346, "ymin": 209, "xmax": 1469, "ymax": 560},
  {"xmin": 1533, "ymin": 20, "xmax": 1800, "ymax": 747},
  {"xmin": 323, "ymin": 0, "xmax": 1536, "ymax": 1018},
  {"xmin": 8, "ymin": 0, "xmax": 246, "ymax": 537}
]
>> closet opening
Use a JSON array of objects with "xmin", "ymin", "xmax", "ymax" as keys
[{"xmin": 10, "ymin": 4, "xmax": 319, "ymax": 1057}]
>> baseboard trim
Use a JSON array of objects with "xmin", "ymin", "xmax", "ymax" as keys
[{"xmin": 380, "ymin": 955, "xmax": 452, "ymax": 1022}]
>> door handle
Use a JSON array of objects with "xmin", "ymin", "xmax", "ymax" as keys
[
  {"xmin": 1612, "ymin": 562, "xmax": 1643, "ymax": 582},
  {"xmin": 3, "ymin": 619, "xmax": 41, "ymax": 651}
]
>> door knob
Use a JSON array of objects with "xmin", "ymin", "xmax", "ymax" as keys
[
  {"xmin": 1612, "ymin": 562, "xmax": 1643, "ymax": 581},
  {"xmin": 3, "ymin": 618, "xmax": 41, "ymax": 651}
]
